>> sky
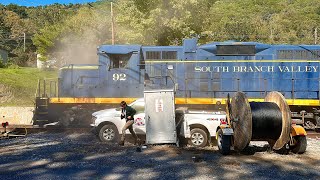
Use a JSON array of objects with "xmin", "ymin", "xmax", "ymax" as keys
[{"xmin": 0, "ymin": 0, "xmax": 97, "ymax": 6}]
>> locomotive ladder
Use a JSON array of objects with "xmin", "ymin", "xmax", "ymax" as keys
[{"xmin": 34, "ymin": 79, "xmax": 57, "ymax": 126}]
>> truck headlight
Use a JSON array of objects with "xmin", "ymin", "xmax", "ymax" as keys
[{"xmin": 92, "ymin": 116, "xmax": 97, "ymax": 124}]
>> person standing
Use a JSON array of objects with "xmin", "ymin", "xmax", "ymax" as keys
[{"xmin": 119, "ymin": 101, "xmax": 140, "ymax": 146}]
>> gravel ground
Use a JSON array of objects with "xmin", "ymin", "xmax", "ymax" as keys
[{"xmin": 0, "ymin": 131, "xmax": 319, "ymax": 180}]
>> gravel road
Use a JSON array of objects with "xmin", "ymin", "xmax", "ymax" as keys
[{"xmin": 0, "ymin": 131, "xmax": 319, "ymax": 180}]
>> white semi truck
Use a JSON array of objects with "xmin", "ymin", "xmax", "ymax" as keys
[{"xmin": 90, "ymin": 98, "xmax": 226, "ymax": 147}]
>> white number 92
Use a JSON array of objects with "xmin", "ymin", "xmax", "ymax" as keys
[{"xmin": 113, "ymin": 73, "xmax": 126, "ymax": 81}]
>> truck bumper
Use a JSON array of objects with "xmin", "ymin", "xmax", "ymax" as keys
[{"xmin": 90, "ymin": 124, "xmax": 98, "ymax": 135}]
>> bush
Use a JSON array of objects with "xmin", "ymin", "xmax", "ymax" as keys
[
  {"xmin": 0, "ymin": 56, "xmax": 5, "ymax": 68},
  {"xmin": 2, "ymin": 59, "xmax": 20, "ymax": 69},
  {"xmin": 6, "ymin": 63, "xmax": 20, "ymax": 69},
  {"xmin": 0, "ymin": 62, "xmax": 5, "ymax": 68}
]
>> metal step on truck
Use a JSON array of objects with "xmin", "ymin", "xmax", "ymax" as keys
[{"xmin": 90, "ymin": 90, "xmax": 226, "ymax": 147}]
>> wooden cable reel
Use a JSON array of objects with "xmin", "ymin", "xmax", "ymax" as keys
[{"xmin": 228, "ymin": 91, "xmax": 291, "ymax": 151}]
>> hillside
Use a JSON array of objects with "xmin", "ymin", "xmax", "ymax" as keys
[
  {"xmin": 1, "ymin": 1, "xmax": 319, "ymax": 69},
  {"xmin": 0, "ymin": 68, "xmax": 57, "ymax": 106}
]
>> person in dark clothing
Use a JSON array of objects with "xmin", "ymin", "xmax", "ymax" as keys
[{"xmin": 119, "ymin": 101, "xmax": 140, "ymax": 146}]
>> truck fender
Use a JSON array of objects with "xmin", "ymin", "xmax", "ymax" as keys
[
  {"xmin": 216, "ymin": 125, "xmax": 233, "ymax": 139},
  {"xmin": 291, "ymin": 125, "xmax": 307, "ymax": 136},
  {"xmin": 184, "ymin": 119, "xmax": 213, "ymax": 138},
  {"xmin": 97, "ymin": 118, "xmax": 124, "ymax": 134}
]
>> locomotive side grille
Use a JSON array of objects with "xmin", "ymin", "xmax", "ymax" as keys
[
  {"xmin": 146, "ymin": 51, "xmax": 177, "ymax": 60},
  {"xmin": 277, "ymin": 50, "xmax": 320, "ymax": 60},
  {"xmin": 146, "ymin": 51, "xmax": 161, "ymax": 59},
  {"xmin": 162, "ymin": 51, "xmax": 177, "ymax": 60}
]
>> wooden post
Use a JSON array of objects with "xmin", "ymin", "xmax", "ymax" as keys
[
  {"xmin": 111, "ymin": 2, "xmax": 115, "ymax": 45},
  {"xmin": 23, "ymin": 32, "xmax": 26, "ymax": 52},
  {"xmin": 315, "ymin": 27, "xmax": 318, "ymax": 45}
]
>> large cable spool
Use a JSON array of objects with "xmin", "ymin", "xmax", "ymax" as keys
[
  {"xmin": 264, "ymin": 91, "xmax": 291, "ymax": 150},
  {"xmin": 229, "ymin": 92, "xmax": 252, "ymax": 151},
  {"xmin": 229, "ymin": 91, "xmax": 291, "ymax": 151}
]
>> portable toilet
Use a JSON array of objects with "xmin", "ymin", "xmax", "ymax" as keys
[{"xmin": 144, "ymin": 89, "xmax": 177, "ymax": 145}]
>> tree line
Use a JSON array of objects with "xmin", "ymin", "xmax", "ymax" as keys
[{"xmin": 0, "ymin": 0, "xmax": 319, "ymax": 67}]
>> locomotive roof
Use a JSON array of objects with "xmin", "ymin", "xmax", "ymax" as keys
[{"xmin": 97, "ymin": 39, "xmax": 320, "ymax": 56}]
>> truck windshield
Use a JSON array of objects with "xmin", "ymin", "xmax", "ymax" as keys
[{"xmin": 130, "ymin": 100, "xmax": 145, "ymax": 113}]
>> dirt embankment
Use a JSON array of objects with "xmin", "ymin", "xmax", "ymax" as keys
[
  {"xmin": 0, "ymin": 84, "xmax": 13, "ymax": 103},
  {"xmin": 0, "ymin": 107, "xmax": 34, "ymax": 125}
]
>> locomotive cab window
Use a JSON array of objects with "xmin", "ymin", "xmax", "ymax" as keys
[
  {"xmin": 108, "ymin": 53, "xmax": 132, "ymax": 69},
  {"xmin": 216, "ymin": 45, "xmax": 256, "ymax": 56}
]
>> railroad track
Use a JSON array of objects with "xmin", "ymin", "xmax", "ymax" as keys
[
  {"xmin": 1, "ymin": 125, "xmax": 92, "ymax": 139},
  {"xmin": 1, "ymin": 125, "xmax": 320, "ymax": 139}
]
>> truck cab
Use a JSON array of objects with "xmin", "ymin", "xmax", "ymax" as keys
[{"xmin": 91, "ymin": 98, "xmax": 226, "ymax": 147}]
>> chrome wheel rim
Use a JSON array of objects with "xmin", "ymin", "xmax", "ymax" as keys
[
  {"xmin": 191, "ymin": 132, "xmax": 204, "ymax": 146},
  {"xmin": 103, "ymin": 128, "xmax": 115, "ymax": 141}
]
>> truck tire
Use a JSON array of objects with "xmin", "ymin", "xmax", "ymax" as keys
[
  {"xmin": 291, "ymin": 136, "xmax": 307, "ymax": 154},
  {"xmin": 188, "ymin": 128, "xmax": 208, "ymax": 147},
  {"xmin": 217, "ymin": 129, "xmax": 231, "ymax": 155},
  {"xmin": 99, "ymin": 124, "xmax": 119, "ymax": 143}
]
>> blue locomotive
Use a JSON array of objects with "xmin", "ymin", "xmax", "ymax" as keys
[{"xmin": 34, "ymin": 38, "xmax": 320, "ymax": 130}]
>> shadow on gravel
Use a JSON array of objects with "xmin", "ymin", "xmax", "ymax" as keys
[
  {"xmin": 0, "ymin": 132, "xmax": 319, "ymax": 179},
  {"xmin": 236, "ymin": 154, "xmax": 320, "ymax": 180}
]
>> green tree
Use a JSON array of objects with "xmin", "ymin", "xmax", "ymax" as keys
[
  {"xmin": 31, "ymin": 4, "xmax": 84, "ymax": 61},
  {"xmin": 115, "ymin": 0, "xmax": 216, "ymax": 45},
  {"xmin": 32, "ymin": 23, "xmax": 64, "ymax": 61},
  {"xmin": 24, "ymin": 0, "xmax": 320, "ymax": 67}
]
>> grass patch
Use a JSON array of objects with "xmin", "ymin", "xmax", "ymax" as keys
[{"xmin": 0, "ymin": 67, "xmax": 58, "ymax": 106}]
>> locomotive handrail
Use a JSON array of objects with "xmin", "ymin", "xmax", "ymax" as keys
[{"xmin": 35, "ymin": 78, "xmax": 58, "ymax": 98}]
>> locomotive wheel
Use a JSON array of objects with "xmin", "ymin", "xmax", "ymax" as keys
[
  {"xmin": 188, "ymin": 128, "xmax": 208, "ymax": 147},
  {"xmin": 291, "ymin": 136, "xmax": 307, "ymax": 154},
  {"xmin": 99, "ymin": 124, "xmax": 119, "ymax": 143},
  {"xmin": 217, "ymin": 129, "xmax": 231, "ymax": 155}
]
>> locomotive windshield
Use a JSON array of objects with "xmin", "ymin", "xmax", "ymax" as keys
[
  {"xmin": 216, "ymin": 45, "xmax": 255, "ymax": 56},
  {"xmin": 108, "ymin": 53, "xmax": 132, "ymax": 68}
]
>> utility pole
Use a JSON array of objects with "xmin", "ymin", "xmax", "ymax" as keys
[
  {"xmin": 23, "ymin": 32, "xmax": 26, "ymax": 52},
  {"xmin": 111, "ymin": 2, "xmax": 115, "ymax": 45},
  {"xmin": 315, "ymin": 27, "xmax": 318, "ymax": 45}
]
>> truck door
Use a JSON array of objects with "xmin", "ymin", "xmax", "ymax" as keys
[{"xmin": 131, "ymin": 100, "xmax": 146, "ymax": 134}]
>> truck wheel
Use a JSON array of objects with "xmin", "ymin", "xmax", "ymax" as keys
[
  {"xmin": 99, "ymin": 124, "xmax": 119, "ymax": 143},
  {"xmin": 188, "ymin": 128, "xmax": 208, "ymax": 147},
  {"xmin": 291, "ymin": 136, "xmax": 307, "ymax": 154},
  {"xmin": 217, "ymin": 129, "xmax": 231, "ymax": 155}
]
